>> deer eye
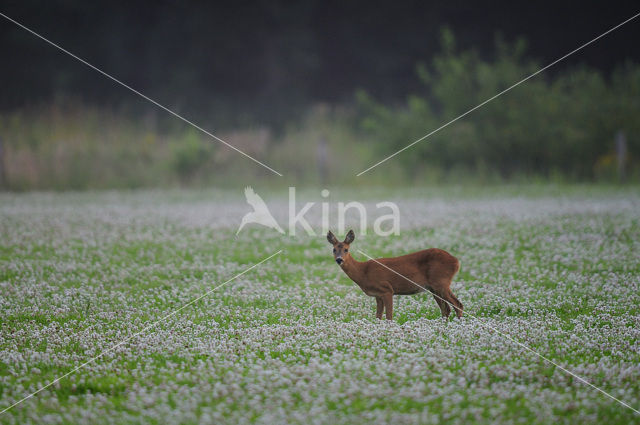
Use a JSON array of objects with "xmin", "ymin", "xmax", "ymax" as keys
[
  {"xmin": 333, "ymin": 249, "xmax": 336, "ymax": 253},
  {"xmin": 344, "ymin": 249, "xmax": 348, "ymax": 252}
]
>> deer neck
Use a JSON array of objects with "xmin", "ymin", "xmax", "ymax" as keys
[{"xmin": 340, "ymin": 255, "xmax": 366, "ymax": 285}]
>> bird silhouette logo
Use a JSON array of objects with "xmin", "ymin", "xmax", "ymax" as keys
[{"xmin": 236, "ymin": 186, "xmax": 285, "ymax": 235}]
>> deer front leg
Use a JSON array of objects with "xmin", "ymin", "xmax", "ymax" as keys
[
  {"xmin": 382, "ymin": 292, "xmax": 394, "ymax": 320},
  {"xmin": 375, "ymin": 297, "xmax": 384, "ymax": 319}
]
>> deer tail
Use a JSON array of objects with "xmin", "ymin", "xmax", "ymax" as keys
[{"xmin": 453, "ymin": 256, "xmax": 460, "ymax": 277}]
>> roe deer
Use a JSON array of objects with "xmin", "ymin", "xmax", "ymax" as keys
[{"xmin": 327, "ymin": 230, "xmax": 463, "ymax": 321}]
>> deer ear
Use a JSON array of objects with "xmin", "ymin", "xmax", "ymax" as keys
[
  {"xmin": 327, "ymin": 231, "xmax": 339, "ymax": 245},
  {"xmin": 344, "ymin": 229, "xmax": 355, "ymax": 244}
]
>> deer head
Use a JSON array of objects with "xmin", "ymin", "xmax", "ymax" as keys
[{"xmin": 327, "ymin": 230, "xmax": 355, "ymax": 265}]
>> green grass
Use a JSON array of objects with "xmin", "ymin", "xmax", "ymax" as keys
[{"xmin": 0, "ymin": 186, "xmax": 639, "ymax": 424}]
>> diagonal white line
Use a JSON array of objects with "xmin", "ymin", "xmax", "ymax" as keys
[
  {"xmin": 356, "ymin": 11, "xmax": 640, "ymax": 176},
  {"xmin": 0, "ymin": 12, "xmax": 283, "ymax": 177},
  {"xmin": 0, "ymin": 249, "xmax": 282, "ymax": 415},
  {"xmin": 357, "ymin": 249, "xmax": 640, "ymax": 415}
]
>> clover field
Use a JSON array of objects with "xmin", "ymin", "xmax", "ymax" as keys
[{"xmin": 0, "ymin": 186, "xmax": 639, "ymax": 424}]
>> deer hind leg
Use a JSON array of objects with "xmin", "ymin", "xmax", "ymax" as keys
[
  {"xmin": 375, "ymin": 297, "xmax": 384, "ymax": 320},
  {"xmin": 446, "ymin": 290, "xmax": 464, "ymax": 318},
  {"xmin": 430, "ymin": 275, "xmax": 463, "ymax": 318},
  {"xmin": 435, "ymin": 294, "xmax": 451, "ymax": 317},
  {"xmin": 429, "ymin": 288, "xmax": 450, "ymax": 317}
]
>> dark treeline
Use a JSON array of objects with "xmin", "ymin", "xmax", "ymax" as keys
[
  {"xmin": 2, "ymin": 0, "xmax": 640, "ymax": 126},
  {"xmin": 358, "ymin": 30, "xmax": 640, "ymax": 181},
  {"xmin": 1, "ymin": 1, "xmax": 640, "ymax": 189},
  {"xmin": 2, "ymin": 28, "xmax": 639, "ymax": 189}
]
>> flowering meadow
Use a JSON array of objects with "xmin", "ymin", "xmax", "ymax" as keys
[{"xmin": 0, "ymin": 186, "xmax": 639, "ymax": 424}]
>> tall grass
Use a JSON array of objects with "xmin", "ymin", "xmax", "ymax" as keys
[{"xmin": 0, "ymin": 102, "xmax": 396, "ymax": 190}]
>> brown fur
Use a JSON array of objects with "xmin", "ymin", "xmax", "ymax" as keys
[{"xmin": 327, "ymin": 230, "xmax": 463, "ymax": 320}]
